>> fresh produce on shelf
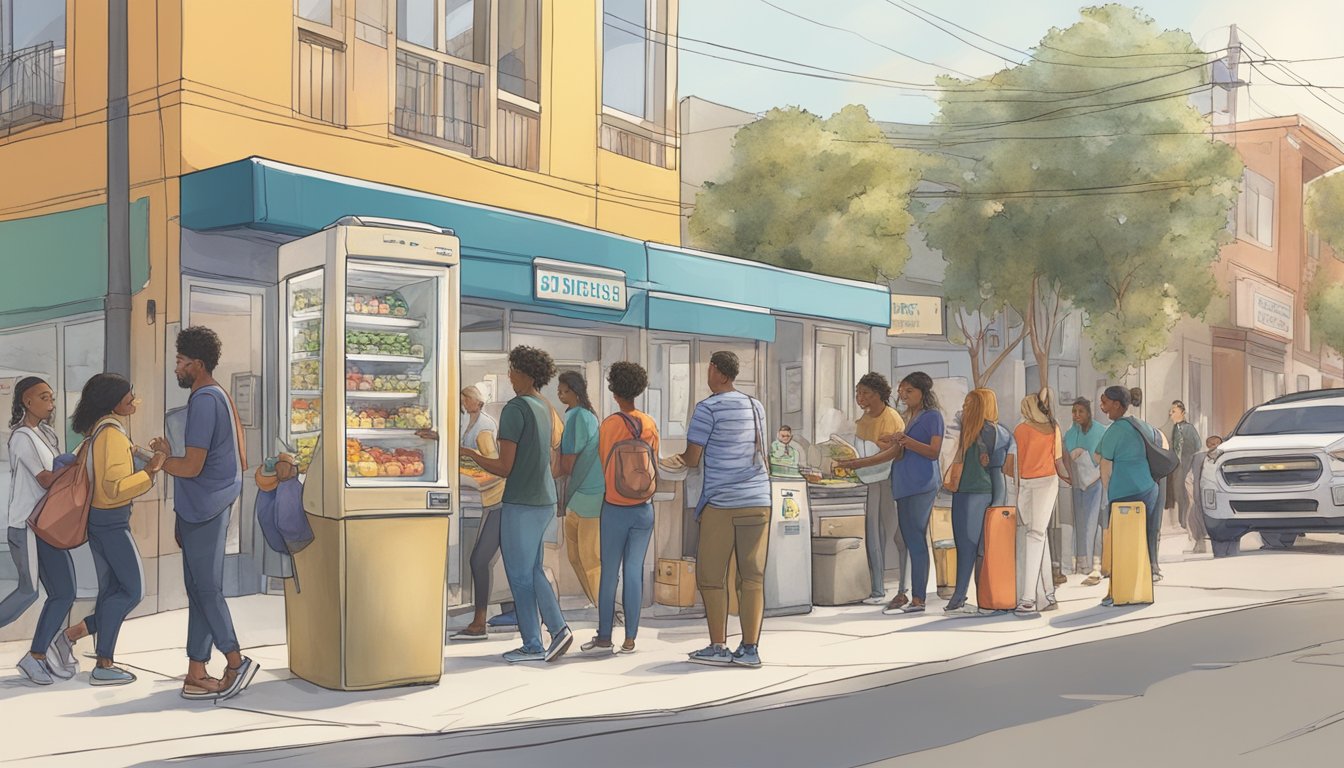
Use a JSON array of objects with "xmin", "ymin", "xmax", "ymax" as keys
[
  {"xmin": 345, "ymin": 405, "xmax": 431, "ymax": 430},
  {"xmin": 292, "ymin": 288, "xmax": 323, "ymax": 314},
  {"xmin": 347, "ymin": 291, "xmax": 409, "ymax": 317},
  {"xmin": 344, "ymin": 366, "xmax": 423, "ymax": 393},
  {"xmin": 344, "ymin": 330, "xmax": 415, "ymax": 357},
  {"xmin": 290, "ymin": 397, "xmax": 321, "ymax": 433},
  {"xmin": 290, "ymin": 360, "xmax": 320, "ymax": 391},
  {"xmin": 345, "ymin": 438, "xmax": 425, "ymax": 478},
  {"xmin": 293, "ymin": 323, "xmax": 320, "ymax": 353},
  {"xmin": 295, "ymin": 436, "xmax": 318, "ymax": 474}
]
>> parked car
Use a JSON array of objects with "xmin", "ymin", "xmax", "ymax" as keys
[{"xmin": 1200, "ymin": 389, "xmax": 1344, "ymax": 557}]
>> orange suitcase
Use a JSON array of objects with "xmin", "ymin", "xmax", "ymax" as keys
[{"xmin": 976, "ymin": 506, "xmax": 1018, "ymax": 611}]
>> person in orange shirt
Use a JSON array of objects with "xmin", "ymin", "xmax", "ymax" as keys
[
  {"xmin": 582, "ymin": 362, "xmax": 660, "ymax": 655},
  {"xmin": 1011, "ymin": 390, "xmax": 1073, "ymax": 616}
]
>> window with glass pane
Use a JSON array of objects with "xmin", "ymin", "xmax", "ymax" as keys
[
  {"xmin": 7, "ymin": 0, "xmax": 66, "ymax": 49},
  {"xmin": 444, "ymin": 0, "xmax": 487, "ymax": 63},
  {"xmin": 395, "ymin": 50, "xmax": 435, "ymax": 137},
  {"xmin": 397, "ymin": 0, "xmax": 435, "ymax": 48},
  {"xmin": 603, "ymin": 0, "xmax": 646, "ymax": 118},
  {"xmin": 298, "ymin": 0, "xmax": 334, "ymax": 25},
  {"xmin": 497, "ymin": 0, "xmax": 539, "ymax": 101}
]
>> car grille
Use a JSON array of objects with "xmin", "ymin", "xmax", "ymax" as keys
[
  {"xmin": 1220, "ymin": 456, "xmax": 1322, "ymax": 486},
  {"xmin": 1229, "ymin": 499, "xmax": 1319, "ymax": 515}
]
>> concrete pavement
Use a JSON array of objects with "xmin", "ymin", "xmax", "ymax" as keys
[{"xmin": 1, "ymin": 533, "xmax": 1341, "ymax": 767}]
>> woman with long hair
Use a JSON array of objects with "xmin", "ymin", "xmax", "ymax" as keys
[
  {"xmin": 975, "ymin": 388, "xmax": 1015, "ymax": 508},
  {"xmin": 1012, "ymin": 390, "xmax": 1072, "ymax": 616},
  {"xmin": 945, "ymin": 390, "xmax": 995, "ymax": 614},
  {"xmin": 58, "ymin": 373, "xmax": 165, "ymax": 685},
  {"xmin": 8, "ymin": 377, "xmax": 79, "ymax": 685},
  {"xmin": 881, "ymin": 372, "xmax": 944, "ymax": 615},
  {"xmin": 556, "ymin": 371, "xmax": 604, "ymax": 609}
]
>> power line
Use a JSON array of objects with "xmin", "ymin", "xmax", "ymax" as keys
[
  {"xmin": 880, "ymin": 0, "xmax": 1023, "ymax": 67},
  {"xmin": 893, "ymin": 0, "xmax": 1030, "ymax": 59}
]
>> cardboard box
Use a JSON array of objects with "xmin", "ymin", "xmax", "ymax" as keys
[
  {"xmin": 655, "ymin": 558, "xmax": 697, "ymax": 607},
  {"xmin": 818, "ymin": 515, "xmax": 865, "ymax": 539}
]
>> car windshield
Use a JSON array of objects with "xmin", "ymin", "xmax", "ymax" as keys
[{"xmin": 1237, "ymin": 405, "xmax": 1344, "ymax": 436}]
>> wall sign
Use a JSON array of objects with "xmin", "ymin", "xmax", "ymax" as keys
[
  {"xmin": 1235, "ymin": 278, "xmax": 1294, "ymax": 340},
  {"xmin": 887, "ymin": 294, "xmax": 944, "ymax": 336},
  {"xmin": 533, "ymin": 259, "xmax": 627, "ymax": 311}
]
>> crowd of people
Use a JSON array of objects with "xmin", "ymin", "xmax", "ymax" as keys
[{"xmin": 6, "ymin": 339, "xmax": 1216, "ymax": 679}]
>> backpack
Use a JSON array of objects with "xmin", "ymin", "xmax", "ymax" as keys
[
  {"xmin": 604, "ymin": 412, "xmax": 658, "ymax": 502},
  {"xmin": 28, "ymin": 422, "xmax": 118, "ymax": 550},
  {"xmin": 1122, "ymin": 417, "xmax": 1179, "ymax": 481}
]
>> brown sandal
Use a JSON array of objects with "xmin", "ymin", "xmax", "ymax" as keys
[{"xmin": 182, "ymin": 675, "xmax": 223, "ymax": 700}]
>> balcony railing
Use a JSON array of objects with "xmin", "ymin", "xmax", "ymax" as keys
[
  {"xmin": 394, "ymin": 51, "xmax": 485, "ymax": 156},
  {"xmin": 496, "ymin": 102, "xmax": 540, "ymax": 172},
  {"xmin": 1, "ymin": 42, "xmax": 64, "ymax": 134},
  {"xmin": 600, "ymin": 116, "xmax": 676, "ymax": 170}
]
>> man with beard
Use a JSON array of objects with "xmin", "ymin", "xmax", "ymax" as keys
[{"xmin": 151, "ymin": 327, "xmax": 258, "ymax": 701}]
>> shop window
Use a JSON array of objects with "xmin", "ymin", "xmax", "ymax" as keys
[
  {"xmin": 600, "ymin": 0, "xmax": 675, "ymax": 168},
  {"xmin": 0, "ymin": 323, "xmax": 60, "ymax": 522},
  {"xmin": 1239, "ymin": 169, "xmax": 1274, "ymax": 248},
  {"xmin": 461, "ymin": 303, "xmax": 505, "ymax": 351},
  {"xmin": 815, "ymin": 330, "xmax": 853, "ymax": 439},
  {"xmin": 0, "ymin": 0, "xmax": 66, "ymax": 134},
  {"xmin": 1298, "ymin": 374, "xmax": 1311, "ymax": 393}
]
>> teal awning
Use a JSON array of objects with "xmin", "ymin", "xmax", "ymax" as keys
[{"xmin": 647, "ymin": 293, "xmax": 775, "ymax": 342}]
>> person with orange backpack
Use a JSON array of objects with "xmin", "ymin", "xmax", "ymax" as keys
[{"xmin": 581, "ymin": 362, "xmax": 660, "ymax": 655}]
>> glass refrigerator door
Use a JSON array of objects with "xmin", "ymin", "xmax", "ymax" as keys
[
  {"xmin": 343, "ymin": 260, "xmax": 442, "ymax": 486},
  {"xmin": 285, "ymin": 269, "xmax": 324, "ymax": 475}
]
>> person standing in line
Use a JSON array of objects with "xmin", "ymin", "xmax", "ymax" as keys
[
  {"xmin": 56, "ymin": 374, "xmax": 165, "ymax": 687},
  {"xmin": 1012, "ymin": 391, "xmax": 1072, "ymax": 616},
  {"xmin": 1127, "ymin": 387, "xmax": 1171, "ymax": 582},
  {"xmin": 463, "ymin": 346, "xmax": 573, "ymax": 664},
  {"xmin": 665, "ymin": 351, "xmax": 772, "ymax": 668},
  {"xmin": 978, "ymin": 388, "xmax": 1015, "ymax": 509},
  {"xmin": 834, "ymin": 373, "xmax": 909, "ymax": 607},
  {"xmin": 152, "ymin": 327, "xmax": 257, "ymax": 700},
  {"xmin": 1096, "ymin": 386, "xmax": 1161, "ymax": 607},
  {"xmin": 1166, "ymin": 401, "xmax": 1201, "ymax": 532},
  {"xmin": 556, "ymin": 372, "xmax": 604, "ymax": 610},
  {"xmin": 880, "ymin": 372, "xmax": 945, "ymax": 615},
  {"xmin": 581, "ymin": 362, "xmax": 659, "ymax": 655},
  {"xmin": 944, "ymin": 390, "xmax": 993, "ymax": 614},
  {"xmin": 7, "ymin": 377, "xmax": 81, "ymax": 684},
  {"xmin": 431, "ymin": 386, "xmax": 516, "ymax": 641},
  {"xmin": 1064, "ymin": 398, "xmax": 1107, "ymax": 586},
  {"xmin": 1187, "ymin": 435, "xmax": 1222, "ymax": 555}
]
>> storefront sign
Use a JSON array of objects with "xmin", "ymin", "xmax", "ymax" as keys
[
  {"xmin": 533, "ymin": 259, "xmax": 627, "ymax": 311},
  {"xmin": 1235, "ymin": 278, "xmax": 1294, "ymax": 340},
  {"xmin": 887, "ymin": 294, "xmax": 944, "ymax": 336}
]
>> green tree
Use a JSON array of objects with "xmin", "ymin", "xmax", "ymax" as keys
[
  {"xmin": 688, "ymin": 105, "xmax": 923, "ymax": 281},
  {"xmin": 921, "ymin": 4, "xmax": 1242, "ymax": 384},
  {"xmin": 1304, "ymin": 171, "xmax": 1344, "ymax": 353}
]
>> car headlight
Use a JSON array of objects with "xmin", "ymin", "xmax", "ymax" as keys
[
  {"xmin": 1202, "ymin": 488, "xmax": 1217, "ymax": 510},
  {"xmin": 1334, "ymin": 486, "xmax": 1344, "ymax": 506},
  {"xmin": 1329, "ymin": 450, "xmax": 1344, "ymax": 463}
]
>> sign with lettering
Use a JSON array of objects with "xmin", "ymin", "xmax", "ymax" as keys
[
  {"xmin": 1235, "ymin": 278, "xmax": 1294, "ymax": 340},
  {"xmin": 887, "ymin": 294, "xmax": 944, "ymax": 336},
  {"xmin": 533, "ymin": 260, "xmax": 627, "ymax": 311}
]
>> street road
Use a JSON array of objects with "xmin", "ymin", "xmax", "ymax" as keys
[{"xmin": 145, "ymin": 596, "xmax": 1344, "ymax": 768}]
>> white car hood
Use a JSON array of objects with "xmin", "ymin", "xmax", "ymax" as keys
[{"xmin": 1221, "ymin": 434, "xmax": 1344, "ymax": 452}]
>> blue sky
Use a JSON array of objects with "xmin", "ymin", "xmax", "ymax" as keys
[{"xmin": 678, "ymin": 0, "xmax": 1344, "ymax": 138}]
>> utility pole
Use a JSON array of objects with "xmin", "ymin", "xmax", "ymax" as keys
[
  {"xmin": 106, "ymin": 0, "xmax": 131, "ymax": 377},
  {"xmin": 1226, "ymin": 24, "xmax": 1242, "ymax": 127}
]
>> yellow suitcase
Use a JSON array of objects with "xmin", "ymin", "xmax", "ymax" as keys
[
  {"xmin": 1108, "ymin": 501, "xmax": 1153, "ymax": 605},
  {"xmin": 933, "ymin": 545, "xmax": 957, "ymax": 589},
  {"xmin": 1101, "ymin": 527, "xmax": 1111, "ymax": 577}
]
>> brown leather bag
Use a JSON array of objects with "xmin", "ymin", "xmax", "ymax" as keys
[
  {"xmin": 28, "ymin": 423, "xmax": 116, "ymax": 550},
  {"xmin": 941, "ymin": 461, "xmax": 963, "ymax": 494}
]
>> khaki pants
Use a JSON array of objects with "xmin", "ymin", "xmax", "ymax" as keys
[
  {"xmin": 564, "ymin": 510, "xmax": 602, "ymax": 606},
  {"xmin": 697, "ymin": 505, "xmax": 770, "ymax": 646}
]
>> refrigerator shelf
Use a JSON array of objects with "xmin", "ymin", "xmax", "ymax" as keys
[
  {"xmin": 347, "ymin": 354, "xmax": 425, "ymax": 364},
  {"xmin": 345, "ymin": 391, "xmax": 422, "ymax": 400},
  {"xmin": 291, "ymin": 390, "xmax": 321, "ymax": 397},
  {"xmin": 347, "ymin": 428, "xmax": 421, "ymax": 438},
  {"xmin": 291, "ymin": 351, "xmax": 321, "ymax": 361},
  {"xmin": 345, "ymin": 313, "xmax": 423, "ymax": 329}
]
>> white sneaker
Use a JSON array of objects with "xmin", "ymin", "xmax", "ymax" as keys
[
  {"xmin": 862, "ymin": 595, "xmax": 888, "ymax": 605},
  {"xmin": 16, "ymin": 654, "xmax": 54, "ymax": 686}
]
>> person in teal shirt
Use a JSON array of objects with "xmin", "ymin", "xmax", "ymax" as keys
[
  {"xmin": 557, "ymin": 371, "xmax": 605, "ymax": 609},
  {"xmin": 1096, "ymin": 386, "xmax": 1160, "ymax": 607},
  {"xmin": 1064, "ymin": 398, "xmax": 1107, "ymax": 585}
]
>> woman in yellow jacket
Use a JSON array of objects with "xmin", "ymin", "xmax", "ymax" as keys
[{"xmin": 59, "ymin": 374, "xmax": 165, "ymax": 686}]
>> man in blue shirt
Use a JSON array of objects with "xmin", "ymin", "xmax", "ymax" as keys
[
  {"xmin": 153, "ymin": 327, "xmax": 256, "ymax": 701},
  {"xmin": 664, "ymin": 351, "xmax": 770, "ymax": 668}
]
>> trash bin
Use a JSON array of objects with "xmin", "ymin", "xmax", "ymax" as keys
[{"xmin": 811, "ymin": 536, "xmax": 869, "ymax": 606}]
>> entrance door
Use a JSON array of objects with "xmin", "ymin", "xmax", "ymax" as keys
[{"xmin": 183, "ymin": 279, "xmax": 271, "ymax": 596}]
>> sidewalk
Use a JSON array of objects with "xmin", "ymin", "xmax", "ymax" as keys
[{"xmin": 2, "ymin": 537, "xmax": 1341, "ymax": 768}]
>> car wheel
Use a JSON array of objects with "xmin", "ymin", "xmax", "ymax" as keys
[{"xmin": 1259, "ymin": 532, "xmax": 1300, "ymax": 550}]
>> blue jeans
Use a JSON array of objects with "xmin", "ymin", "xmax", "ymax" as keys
[
  {"xmin": 989, "ymin": 470, "xmax": 1007, "ymax": 508},
  {"xmin": 894, "ymin": 489, "xmax": 937, "ymax": 602},
  {"xmin": 949, "ymin": 492, "xmax": 991, "ymax": 605},
  {"xmin": 84, "ymin": 506, "xmax": 143, "ymax": 660},
  {"xmin": 1073, "ymin": 482, "xmax": 1104, "ymax": 567},
  {"xmin": 1106, "ymin": 484, "xmax": 1162, "ymax": 567},
  {"xmin": 597, "ymin": 501, "xmax": 654, "ymax": 642},
  {"xmin": 500, "ymin": 502, "xmax": 568, "ymax": 653},
  {"xmin": 30, "ymin": 536, "xmax": 77, "ymax": 655},
  {"xmin": 1, "ymin": 526, "xmax": 39, "ymax": 629},
  {"xmin": 177, "ymin": 512, "xmax": 240, "ymax": 662}
]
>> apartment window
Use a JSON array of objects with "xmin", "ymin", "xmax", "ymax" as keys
[
  {"xmin": 497, "ymin": 0, "xmax": 539, "ymax": 101},
  {"xmin": 600, "ymin": 0, "xmax": 674, "ymax": 167},
  {"xmin": 1240, "ymin": 169, "xmax": 1274, "ymax": 248},
  {"xmin": 0, "ymin": 0, "xmax": 66, "ymax": 133},
  {"xmin": 294, "ymin": 2, "xmax": 345, "ymax": 125},
  {"xmin": 356, "ymin": 0, "xmax": 388, "ymax": 46}
]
